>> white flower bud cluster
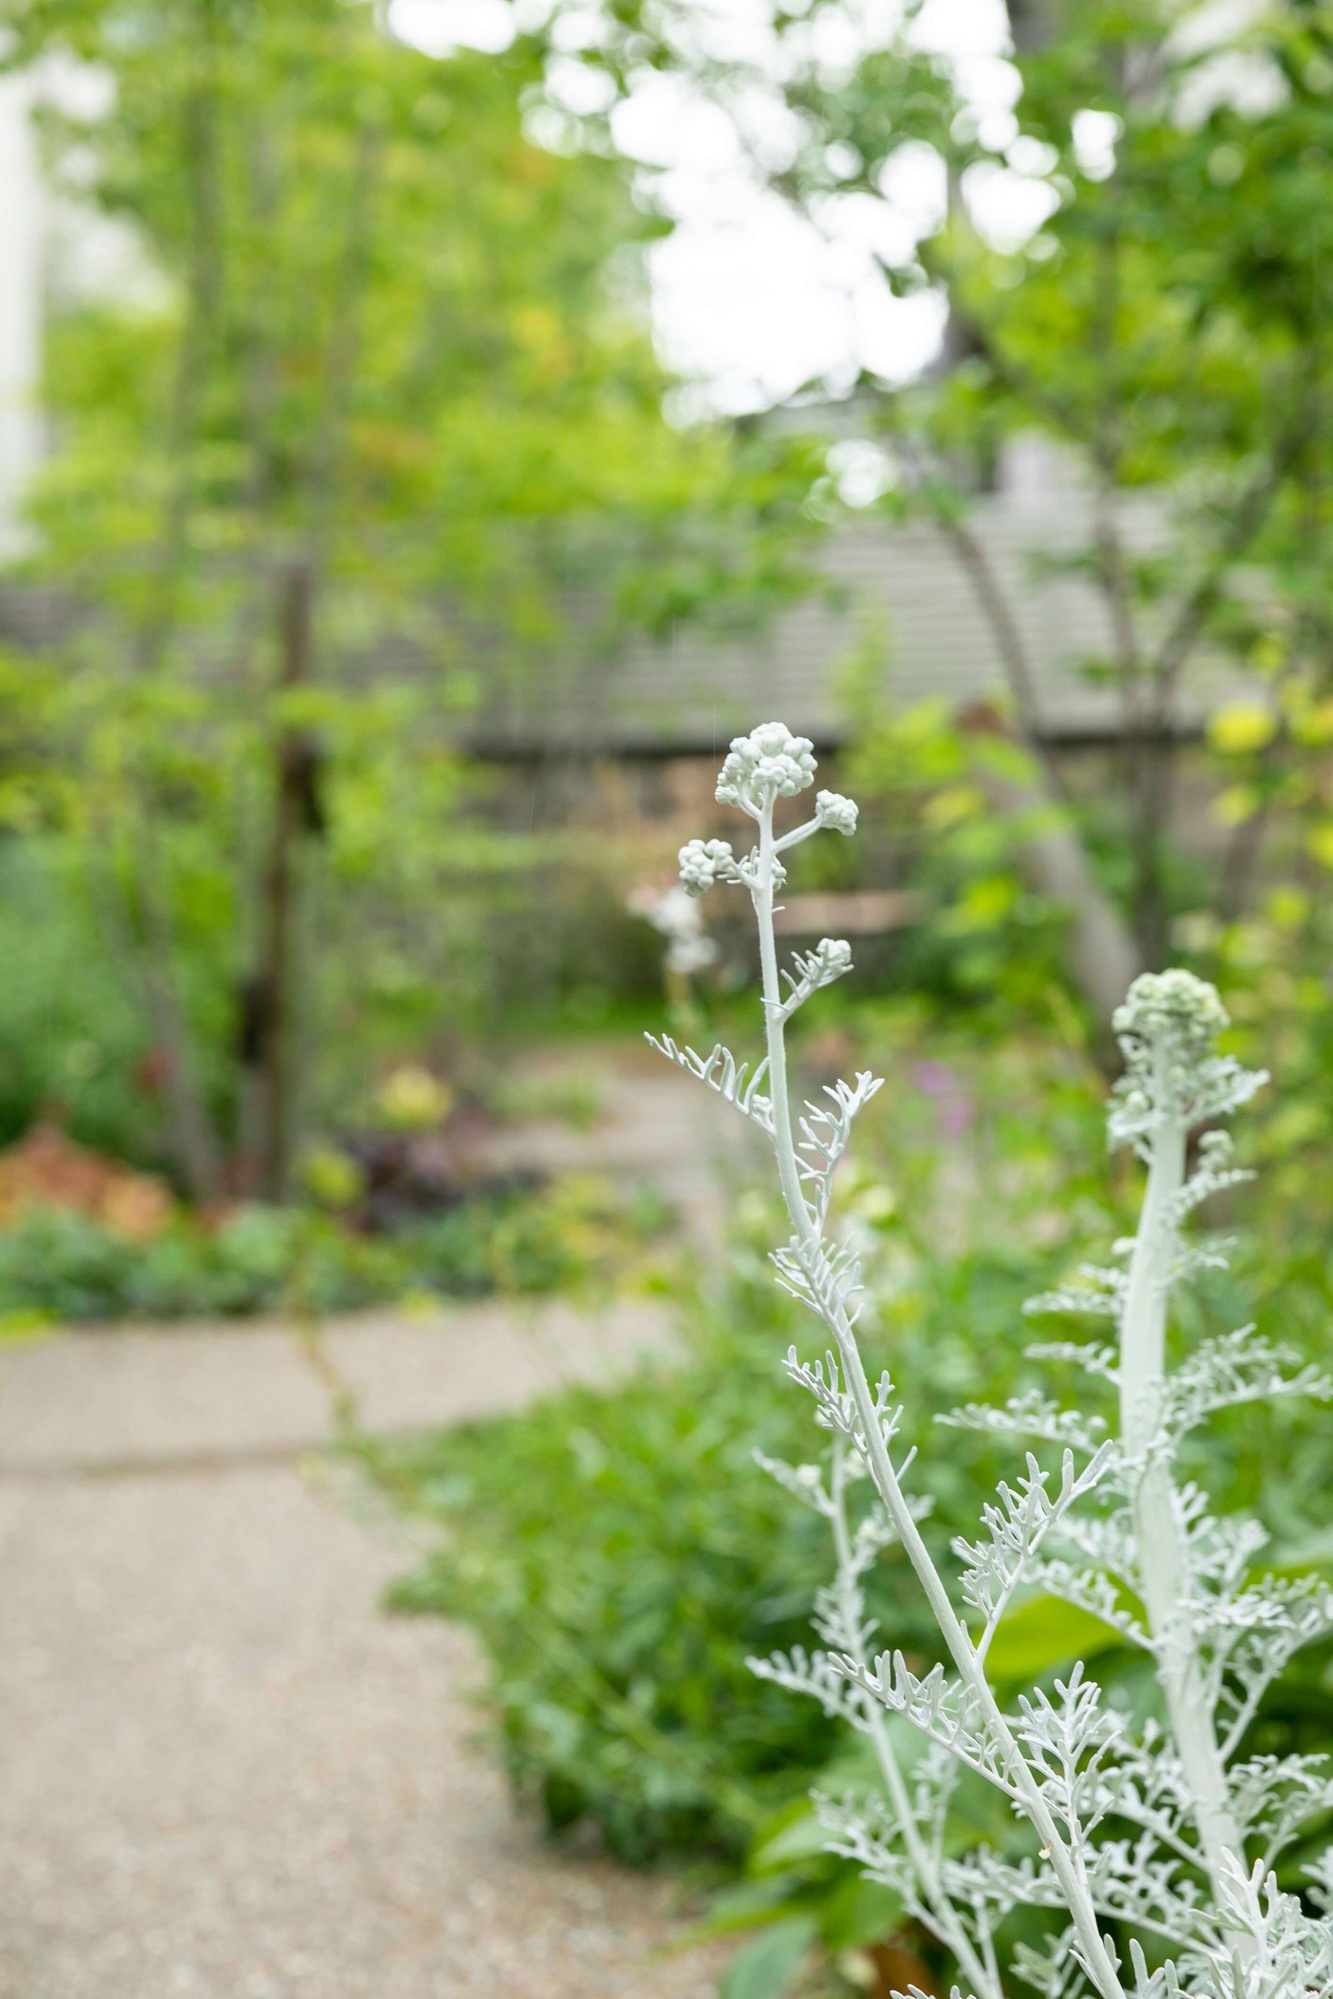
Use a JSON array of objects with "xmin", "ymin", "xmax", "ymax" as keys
[
  {"xmin": 811, "ymin": 937, "xmax": 853, "ymax": 980},
  {"xmin": 1113, "ymin": 969, "xmax": 1230, "ymax": 1060},
  {"xmin": 716, "ymin": 722, "xmax": 817, "ymax": 814},
  {"xmin": 780, "ymin": 936, "xmax": 854, "ymax": 1018},
  {"xmin": 815, "ymin": 790, "xmax": 858, "ymax": 836},
  {"xmin": 1109, "ymin": 969, "xmax": 1262, "ymax": 1143},
  {"xmin": 678, "ymin": 837, "xmax": 739, "ymax": 898}
]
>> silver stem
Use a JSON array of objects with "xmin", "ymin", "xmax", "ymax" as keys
[
  {"xmin": 752, "ymin": 796, "xmax": 1127, "ymax": 1999},
  {"xmin": 1119, "ymin": 1054, "xmax": 1247, "ymax": 1898},
  {"xmin": 829, "ymin": 1443, "xmax": 1002, "ymax": 1999}
]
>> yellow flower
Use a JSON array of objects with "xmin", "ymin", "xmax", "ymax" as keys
[
  {"xmin": 377, "ymin": 1065, "xmax": 454, "ymax": 1130},
  {"xmin": 1266, "ymin": 888, "xmax": 1309, "ymax": 931},
  {"xmin": 300, "ymin": 1145, "xmax": 365, "ymax": 1209},
  {"xmin": 1208, "ymin": 703, "xmax": 1276, "ymax": 755}
]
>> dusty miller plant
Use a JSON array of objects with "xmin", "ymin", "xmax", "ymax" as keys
[{"xmin": 652, "ymin": 722, "xmax": 1333, "ymax": 1999}]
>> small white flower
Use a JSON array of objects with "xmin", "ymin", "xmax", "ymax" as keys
[
  {"xmin": 630, "ymin": 880, "xmax": 721, "ymax": 974},
  {"xmin": 716, "ymin": 722, "xmax": 817, "ymax": 814},
  {"xmin": 678, "ymin": 837, "xmax": 737, "ymax": 897},
  {"xmin": 815, "ymin": 790, "xmax": 858, "ymax": 836}
]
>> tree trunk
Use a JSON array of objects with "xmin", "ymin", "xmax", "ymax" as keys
[
  {"xmin": 237, "ymin": 559, "xmax": 319, "ymax": 1201},
  {"xmin": 939, "ymin": 517, "xmax": 1143, "ymax": 1033},
  {"xmin": 960, "ymin": 702, "xmax": 1143, "ymax": 1039}
]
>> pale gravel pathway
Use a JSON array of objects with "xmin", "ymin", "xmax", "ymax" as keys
[{"xmin": 0, "ymin": 1295, "xmax": 731, "ymax": 1999}]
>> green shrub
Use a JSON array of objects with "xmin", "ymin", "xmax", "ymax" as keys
[
  {"xmin": 0, "ymin": 1208, "xmax": 139, "ymax": 1323},
  {"xmin": 0, "ymin": 1173, "xmax": 670, "ymax": 1325},
  {"xmin": 367, "ymin": 1241, "xmax": 1056, "ymax": 1863},
  {"xmin": 0, "ymin": 840, "xmax": 165, "ymax": 1162}
]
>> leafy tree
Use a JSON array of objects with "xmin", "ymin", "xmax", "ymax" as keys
[
  {"xmin": 567, "ymin": 0, "xmax": 1333, "ymax": 993},
  {"xmin": 0, "ymin": 0, "xmax": 823, "ymax": 1192}
]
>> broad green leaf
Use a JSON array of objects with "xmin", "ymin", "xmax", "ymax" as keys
[
  {"xmin": 986, "ymin": 1595, "xmax": 1125, "ymax": 1684},
  {"xmin": 720, "ymin": 1916, "xmax": 819, "ymax": 1999},
  {"xmin": 748, "ymin": 1804, "xmax": 833, "ymax": 1874},
  {"xmin": 822, "ymin": 1875, "xmax": 904, "ymax": 1952}
]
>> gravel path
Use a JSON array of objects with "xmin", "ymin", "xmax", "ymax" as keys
[{"xmin": 0, "ymin": 1296, "xmax": 731, "ymax": 1999}]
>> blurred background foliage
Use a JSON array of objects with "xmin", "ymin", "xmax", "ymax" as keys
[
  {"xmin": 5, "ymin": 0, "xmax": 1333, "ymax": 1994},
  {"xmin": 0, "ymin": 0, "xmax": 827, "ymax": 1205}
]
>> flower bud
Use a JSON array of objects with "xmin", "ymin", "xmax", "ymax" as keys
[
  {"xmin": 716, "ymin": 722, "xmax": 817, "ymax": 813},
  {"xmin": 815, "ymin": 790, "xmax": 858, "ymax": 836},
  {"xmin": 678, "ymin": 837, "xmax": 736, "ymax": 897}
]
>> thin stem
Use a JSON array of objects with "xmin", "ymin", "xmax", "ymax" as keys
[
  {"xmin": 828, "ymin": 1445, "xmax": 1001, "ymax": 1999},
  {"xmin": 978, "ymin": 1912, "xmax": 1002, "ymax": 1997},
  {"xmin": 86, "ymin": 814, "xmax": 223, "ymax": 1203},
  {"xmin": 751, "ymin": 795, "xmax": 1128, "ymax": 1999}
]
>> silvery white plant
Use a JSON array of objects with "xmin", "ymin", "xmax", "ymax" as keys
[{"xmin": 651, "ymin": 721, "xmax": 1333, "ymax": 1999}]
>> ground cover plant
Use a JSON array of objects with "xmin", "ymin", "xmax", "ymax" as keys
[
  {"xmin": 372, "ymin": 1243, "xmax": 1055, "ymax": 1865},
  {"xmin": 0, "ymin": 1172, "xmax": 668, "ymax": 1328}
]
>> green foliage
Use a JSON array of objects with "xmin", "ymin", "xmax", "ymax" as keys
[
  {"xmin": 0, "ymin": 836, "xmax": 158, "ymax": 1157},
  {"xmin": 0, "ymin": 0, "xmax": 827, "ymax": 1188},
  {"xmin": 369, "ymin": 1012, "xmax": 1333, "ymax": 1964},
  {"xmin": 373, "ymin": 1296, "xmax": 855, "ymax": 1861},
  {"xmin": 563, "ymin": 0, "xmax": 1333, "ymax": 985},
  {"xmin": 0, "ymin": 1204, "xmax": 393, "ymax": 1322},
  {"xmin": 0, "ymin": 1172, "xmax": 669, "ymax": 1324},
  {"xmin": 369, "ymin": 1146, "xmax": 1093, "ymax": 1861},
  {"xmin": 842, "ymin": 695, "xmax": 1074, "ymax": 1011},
  {"xmin": 14, "ymin": 0, "xmax": 699, "ymax": 589},
  {"xmin": 902, "ymin": 0, "xmax": 1333, "ymax": 963},
  {"xmin": 707, "ymin": 1730, "xmax": 1024, "ymax": 1995},
  {"xmin": 718, "ymin": 1914, "xmax": 818, "ymax": 1999}
]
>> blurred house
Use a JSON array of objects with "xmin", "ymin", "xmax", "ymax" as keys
[{"xmin": 465, "ymin": 433, "xmax": 1246, "ymax": 769}]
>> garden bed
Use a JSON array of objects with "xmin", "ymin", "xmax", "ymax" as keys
[{"xmin": 0, "ymin": 1175, "xmax": 673, "ymax": 1330}]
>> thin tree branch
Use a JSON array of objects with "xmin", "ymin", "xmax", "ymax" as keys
[
  {"xmin": 926, "ymin": 500, "xmax": 1143, "ymax": 1031},
  {"xmin": 306, "ymin": 115, "xmax": 386, "ymax": 573},
  {"xmin": 1151, "ymin": 390, "xmax": 1314, "ymax": 705},
  {"xmin": 934, "ymin": 510, "xmax": 1067, "ymax": 800}
]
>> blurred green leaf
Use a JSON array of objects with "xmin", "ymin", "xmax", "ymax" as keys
[
  {"xmin": 985, "ymin": 1594, "xmax": 1127, "ymax": 1684},
  {"xmin": 719, "ymin": 1916, "xmax": 818, "ymax": 1999}
]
